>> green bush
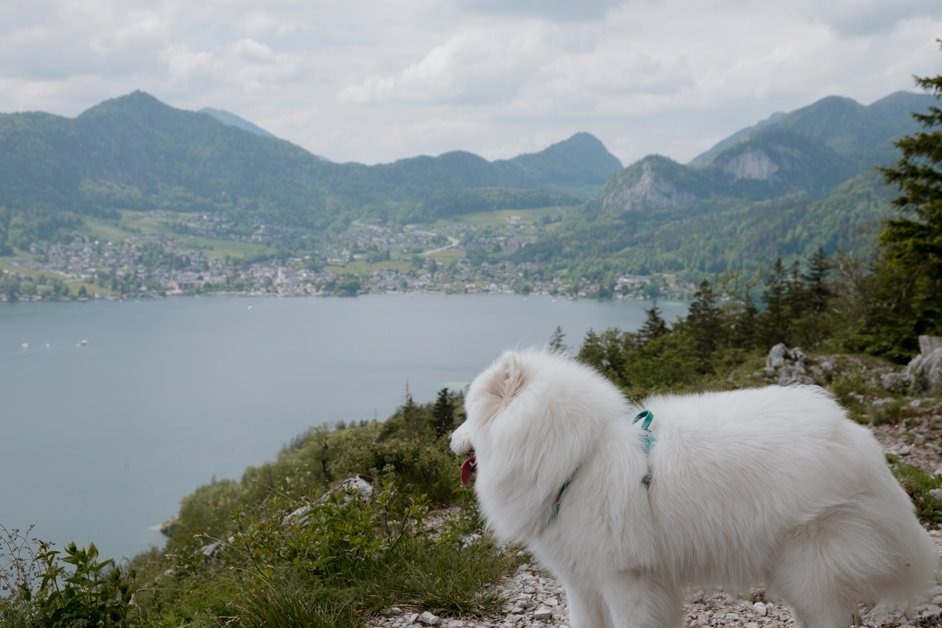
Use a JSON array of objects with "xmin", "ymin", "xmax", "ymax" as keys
[
  {"xmin": 888, "ymin": 456, "xmax": 942, "ymax": 525},
  {"xmin": 0, "ymin": 530, "xmax": 138, "ymax": 628}
]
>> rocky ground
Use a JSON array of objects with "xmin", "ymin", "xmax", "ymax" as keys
[{"xmin": 372, "ymin": 530, "xmax": 942, "ymax": 628}]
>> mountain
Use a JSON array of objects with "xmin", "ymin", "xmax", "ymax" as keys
[
  {"xmin": 517, "ymin": 91, "xmax": 935, "ymax": 279},
  {"xmin": 0, "ymin": 91, "xmax": 333, "ymax": 225},
  {"xmin": 199, "ymin": 107, "xmax": 275, "ymax": 138},
  {"xmin": 501, "ymin": 132, "xmax": 622, "ymax": 195},
  {"xmin": 0, "ymin": 92, "xmax": 621, "ymax": 228},
  {"xmin": 598, "ymin": 92, "xmax": 933, "ymax": 217}
]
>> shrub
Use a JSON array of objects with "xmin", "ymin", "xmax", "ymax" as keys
[
  {"xmin": 0, "ymin": 529, "xmax": 138, "ymax": 627},
  {"xmin": 888, "ymin": 456, "xmax": 942, "ymax": 525}
]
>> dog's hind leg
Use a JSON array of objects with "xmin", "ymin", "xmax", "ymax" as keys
[
  {"xmin": 563, "ymin": 583, "xmax": 612, "ymax": 628},
  {"xmin": 768, "ymin": 518, "xmax": 859, "ymax": 628},
  {"xmin": 600, "ymin": 569, "xmax": 682, "ymax": 628}
]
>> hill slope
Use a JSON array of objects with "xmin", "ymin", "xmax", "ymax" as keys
[
  {"xmin": 0, "ymin": 92, "xmax": 622, "ymax": 227},
  {"xmin": 516, "ymin": 91, "xmax": 935, "ymax": 280}
]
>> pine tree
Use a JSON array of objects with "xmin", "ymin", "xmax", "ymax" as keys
[
  {"xmin": 685, "ymin": 280, "xmax": 723, "ymax": 368},
  {"xmin": 638, "ymin": 301, "xmax": 669, "ymax": 346},
  {"xmin": 877, "ymin": 50, "xmax": 942, "ymax": 342},
  {"xmin": 759, "ymin": 257, "xmax": 790, "ymax": 347},
  {"xmin": 803, "ymin": 247, "xmax": 832, "ymax": 313},
  {"xmin": 432, "ymin": 388, "xmax": 455, "ymax": 438},
  {"xmin": 548, "ymin": 326, "xmax": 567, "ymax": 352}
]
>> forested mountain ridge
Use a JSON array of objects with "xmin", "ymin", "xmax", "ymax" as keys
[
  {"xmin": 0, "ymin": 91, "xmax": 622, "ymax": 227},
  {"xmin": 517, "ymin": 91, "xmax": 937, "ymax": 281},
  {"xmin": 596, "ymin": 91, "xmax": 934, "ymax": 216}
]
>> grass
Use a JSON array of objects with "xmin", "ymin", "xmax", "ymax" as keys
[
  {"xmin": 425, "ymin": 248, "xmax": 465, "ymax": 262},
  {"xmin": 179, "ymin": 236, "xmax": 273, "ymax": 261},
  {"xmin": 441, "ymin": 205, "xmax": 575, "ymax": 228},
  {"xmin": 887, "ymin": 456, "xmax": 942, "ymax": 525},
  {"xmin": 325, "ymin": 260, "xmax": 412, "ymax": 275},
  {"xmin": 83, "ymin": 213, "xmax": 276, "ymax": 261}
]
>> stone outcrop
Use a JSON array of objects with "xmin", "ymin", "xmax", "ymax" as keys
[
  {"xmin": 907, "ymin": 335, "xmax": 942, "ymax": 394},
  {"xmin": 764, "ymin": 343, "xmax": 814, "ymax": 385}
]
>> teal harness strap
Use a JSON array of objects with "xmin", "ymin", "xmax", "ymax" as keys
[
  {"xmin": 549, "ymin": 477, "xmax": 572, "ymax": 523},
  {"xmin": 633, "ymin": 410, "xmax": 656, "ymax": 488},
  {"xmin": 633, "ymin": 410, "xmax": 656, "ymax": 454},
  {"xmin": 547, "ymin": 409, "xmax": 657, "ymax": 526}
]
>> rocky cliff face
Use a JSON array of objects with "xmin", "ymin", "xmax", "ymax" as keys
[
  {"xmin": 598, "ymin": 157, "xmax": 699, "ymax": 214},
  {"xmin": 718, "ymin": 147, "xmax": 780, "ymax": 181}
]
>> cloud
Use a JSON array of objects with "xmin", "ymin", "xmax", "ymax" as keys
[
  {"xmin": 454, "ymin": 0, "xmax": 628, "ymax": 22},
  {"xmin": 804, "ymin": 0, "xmax": 942, "ymax": 35},
  {"xmin": 339, "ymin": 24, "xmax": 554, "ymax": 105},
  {"xmin": 1, "ymin": 0, "xmax": 941, "ymax": 166}
]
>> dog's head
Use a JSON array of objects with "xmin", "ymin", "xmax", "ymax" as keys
[{"xmin": 451, "ymin": 349, "xmax": 627, "ymax": 488}]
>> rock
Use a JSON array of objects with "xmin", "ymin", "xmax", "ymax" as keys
[
  {"xmin": 880, "ymin": 371, "xmax": 912, "ymax": 393},
  {"xmin": 766, "ymin": 343, "xmax": 787, "ymax": 371},
  {"xmin": 752, "ymin": 601, "xmax": 767, "ymax": 616},
  {"xmin": 929, "ymin": 488, "xmax": 942, "ymax": 501},
  {"xmin": 532, "ymin": 606, "xmax": 553, "ymax": 620},
  {"xmin": 918, "ymin": 604, "xmax": 942, "ymax": 620},
  {"xmin": 284, "ymin": 476, "xmax": 374, "ymax": 525},
  {"xmin": 200, "ymin": 540, "xmax": 223, "ymax": 557},
  {"xmin": 417, "ymin": 610, "xmax": 440, "ymax": 625},
  {"xmin": 906, "ymin": 335, "xmax": 942, "ymax": 393},
  {"xmin": 283, "ymin": 504, "xmax": 312, "ymax": 524},
  {"xmin": 765, "ymin": 344, "xmax": 814, "ymax": 385},
  {"xmin": 920, "ymin": 335, "xmax": 942, "ymax": 354},
  {"xmin": 158, "ymin": 517, "xmax": 179, "ymax": 537}
]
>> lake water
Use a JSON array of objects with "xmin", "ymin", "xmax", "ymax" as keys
[{"xmin": 0, "ymin": 294, "xmax": 686, "ymax": 560}]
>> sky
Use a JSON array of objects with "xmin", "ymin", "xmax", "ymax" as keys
[{"xmin": 1, "ymin": 0, "xmax": 941, "ymax": 166}]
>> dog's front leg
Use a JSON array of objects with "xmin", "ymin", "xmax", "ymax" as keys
[
  {"xmin": 601, "ymin": 569, "xmax": 682, "ymax": 628},
  {"xmin": 563, "ymin": 583, "xmax": 612, "ymax": 628}
]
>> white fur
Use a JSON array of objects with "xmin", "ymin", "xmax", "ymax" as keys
[{"xmin": 451, "ymin": 349, "xmax": 938, "ymax": 628}]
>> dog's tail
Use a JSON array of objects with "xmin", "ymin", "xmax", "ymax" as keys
[{"xmin": 880, "ymin": 513, "xmax": 939, "ymax": 605}]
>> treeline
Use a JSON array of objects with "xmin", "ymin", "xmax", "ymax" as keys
[{"xmin": 577, "ymin": 239, "xmax": 938, "ymax": 401}]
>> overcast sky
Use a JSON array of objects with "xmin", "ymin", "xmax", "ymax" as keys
[{"xmin": 2, "ymin": 0, "xmax": 941, "ymax": 166}]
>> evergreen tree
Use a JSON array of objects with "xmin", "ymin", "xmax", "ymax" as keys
[
  {"xmin": 877, "ymin": 52, "xmax": 942, "ymax": 345},
  {"xmin": 401, "ymin": 385, "xmax": 423, "ymax": 436},
  {"xmin": 548, "ymin": 325, "xmax": 567, "ymax": 352},
  {"xmin": 728, "ymin": 296, "xmax": 759, "ymax": 350},
  {"xmin": 638, "ymin": 301, "xmax": 669, "ymax": 346},
  {"xmin": 803, "ymin": 247, "xmax": 832, "ymax": 313},
  {"xmin": 759, "ymin": 257, "xmax": 790, "ymax": 347},
  {"xmin": 432, "ymin": 388, "xmax": 455, "ymax": 438},
  {"xmin": 685, "ymin": 280, "xmax": 723, "ymax": 368}
]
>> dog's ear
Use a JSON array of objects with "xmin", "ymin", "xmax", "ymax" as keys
[{"xmin": 489, "ymin": 351, "xmax": 529, "ymax": 402}]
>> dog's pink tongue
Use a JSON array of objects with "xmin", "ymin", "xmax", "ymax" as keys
[{"xmin": 461, "ymin": 456, "xmax": 477, "ymax": 486}]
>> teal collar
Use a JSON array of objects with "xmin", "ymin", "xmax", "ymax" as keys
[{"xmin": 548, "ymin": 410, "xmax": 656, "ymax": 525}]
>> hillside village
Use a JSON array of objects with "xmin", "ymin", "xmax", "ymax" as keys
[{"xmin": 2, "ymin": 212, "xmax": 691, "ymax": 302}]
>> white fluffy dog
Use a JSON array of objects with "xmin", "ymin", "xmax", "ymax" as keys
[{"xmin": 450, "ymin": 349, "xmax": 937, "ymax": 628}]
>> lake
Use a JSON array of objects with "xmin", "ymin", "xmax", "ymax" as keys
[{"xmin": 0, "ymin": 294, "xmax": 686, "ymax": 560}]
